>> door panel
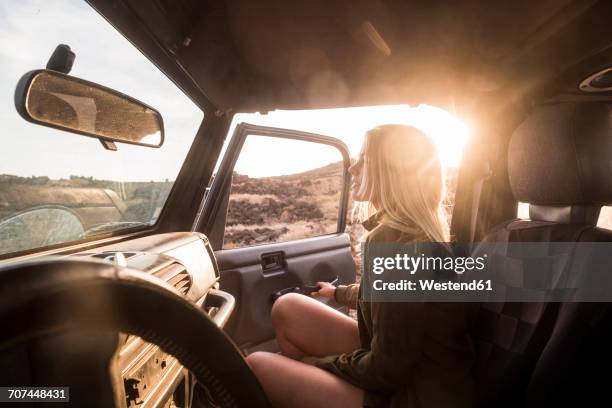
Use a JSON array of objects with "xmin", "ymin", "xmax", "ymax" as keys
[
  {"xmin": 216, "ymin": 233, "xmax": 355, "ymax": 348},
  {"xmin": 198, "ymin": 123, "xmax": 356, "ymax": 350}
]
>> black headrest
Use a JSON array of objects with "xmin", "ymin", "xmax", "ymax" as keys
[{"xmin": 508, "ymin": 102, "xmax": 612, "ymax": 206}]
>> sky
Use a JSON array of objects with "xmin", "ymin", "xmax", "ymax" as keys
[
  {"xmin": 0, "ymin": 0, "xmax": 470, "ymax": 182},
  {"xmin": 230, "ymin": 104, "xmax": 470, "ymax": 177},
  {"xmin": 0, "ymin": 0, "xmax": 202, "ymax": 182}
]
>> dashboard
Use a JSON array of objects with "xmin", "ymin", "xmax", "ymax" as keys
[{"xmin": 74, "ymin": 232, "xmax": 231, "ymax": 408}]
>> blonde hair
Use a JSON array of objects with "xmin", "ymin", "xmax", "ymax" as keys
[{"xmin": 354, "ymin": 124, "xmax": 450, "ymax": 242}]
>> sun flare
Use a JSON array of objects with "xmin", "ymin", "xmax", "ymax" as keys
[{"xmin": 231, "ymin": 104, "xmax": 470, "ymax": 177}]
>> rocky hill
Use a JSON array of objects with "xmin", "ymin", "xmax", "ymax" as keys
[
  {"xmin": 223, "ymin": 162, "xmax": 345, "ymax": 248},
  {"xmin": 223, "ymin": 162, "xmax": 459, "ymax": 253}
]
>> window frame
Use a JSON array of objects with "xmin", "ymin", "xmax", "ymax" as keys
[{"xmin": 194, "ymin": 123, "xmax": 352, "ymax": 250}]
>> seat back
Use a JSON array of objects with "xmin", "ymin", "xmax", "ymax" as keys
[
  {"xmin": 526, "ymin": 226, "xmax": 612, "ymax": 406},
  {"xmin": 471, "ymin": 102, "xmax": 612, "ymax": 406}
]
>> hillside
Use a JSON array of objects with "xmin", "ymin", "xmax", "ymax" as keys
[
  {"xmin": 223, "ymin": 162, "xmax": 345, "ymax": 248},
  {"xmin": 223, "ymin": 162, "xmax": 459, "ymax": 256},
  {"xmin": 0, "ymin": 175, "xmax": 172, "ymax": 224}
]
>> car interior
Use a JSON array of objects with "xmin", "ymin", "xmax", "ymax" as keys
[{"xmin": 1, "ymin": 0, "xmax": 612, "ymax": 407}]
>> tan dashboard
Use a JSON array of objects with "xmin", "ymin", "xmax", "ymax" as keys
[{"xmin": 75, "ymin": 232, "xmax": 229, "ymax": 408}]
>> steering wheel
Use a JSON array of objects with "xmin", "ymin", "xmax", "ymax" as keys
[{"xmin": 0, "ymin": 258, "xmax": 271, "ymax": 407}]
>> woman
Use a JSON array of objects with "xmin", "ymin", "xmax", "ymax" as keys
[{"xmin": 246, "ymin": 125, "xmax": 475, "ymax": 407}]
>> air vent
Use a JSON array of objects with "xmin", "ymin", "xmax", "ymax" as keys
[{"xmin": 152, "ymin": 262, "xmax": 192, "ymax": 296}]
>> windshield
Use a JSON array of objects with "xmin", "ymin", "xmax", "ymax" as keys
[{"xmin": 0, "ymin": 1, "xmax": 203, "ymax": 256}]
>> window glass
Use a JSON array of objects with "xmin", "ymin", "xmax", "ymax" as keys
[
  {"xmin": 0, "ymin": 1, "xmax": 203, "ymax": 256},
  {"xmin": 517, "ymin": 201, "xmax": 530, "ymax": 219},
  {"xmin": 223, "ymin": 135, "xmax": 344, "ymax": 249},
  {"xmin": 597, "ymin": 207, "xmax": 612, "ymax": 229}
]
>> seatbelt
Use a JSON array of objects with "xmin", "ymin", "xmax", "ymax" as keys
[{"xmin": 469, "ymin": 160, "xmax": 492, "ymax": 245}]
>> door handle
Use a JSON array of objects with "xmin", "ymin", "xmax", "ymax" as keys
[
  {"xmin": 205, "ymin": 289, "xmax": 236, "ymax": 329},
  {"xmin": 302, "ymin": 276, "xmax": 339, "ymax": 294},
  {"xmin": 271, "ymin": 277, "xmax": 340, "ymax": 303},
  {"xmin": 261, "ymin": 251, "xmax": 284, "ymax": 273}
]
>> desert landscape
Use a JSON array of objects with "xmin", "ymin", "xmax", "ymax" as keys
[
  {"xmin": 0, "ymin": 174, "xmax": 173, "ymax": 224},
  {"xmin": 223, "ymin": 162, "xmax": 345, "ymax": 249},
  {"xmin": 0, "ymin": 163, "xmax": 462, "ymax": 256}
]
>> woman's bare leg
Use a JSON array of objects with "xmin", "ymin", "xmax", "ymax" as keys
[
  {"xmin": 246, "ymin": 352, "xmax": 364, "ymax": 408},
  {"xmin": 271, "ymin": 293, "xmax": 360, "ymax": 360},
  {"xmin": 246, "ymin": 293, "xmax": 362, "ymax": 406}
]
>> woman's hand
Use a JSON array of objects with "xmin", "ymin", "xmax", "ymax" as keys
[{"xmin": 311, "ymin": 281, "xmax": 336, "ymax": 298}]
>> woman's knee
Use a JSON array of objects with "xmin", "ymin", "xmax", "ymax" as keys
[
  {"xmin": 245, "ymin": 352, "xmax": 283, "ymax": 386},
  {"xmin": 271, "ymin": 292, "xmax": 309, "ymax": 328},
  {"xmin": 247, "ymin": 351, "xmax": 364, "ymax": 408},
  {"xmin": 245, "ymin": 351, "xmax": 273, "ymax": 372}
]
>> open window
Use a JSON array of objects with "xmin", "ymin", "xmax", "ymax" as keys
[
  {"xmin": 222, "ymin": 134, "xmax": 347, "ymax": 249},
  {"xmin": 196, "ymin": 123, "xmax": 355, "ymax": 352}
]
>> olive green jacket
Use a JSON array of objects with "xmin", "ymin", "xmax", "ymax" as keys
[{"xmin": 315, "ymin": 216, "xmax": 476, "ymax": 408}]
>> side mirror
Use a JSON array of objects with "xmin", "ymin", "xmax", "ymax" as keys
[{"xmin": 14, "ymin": 69, "xmax": 164, "ymax": 148}]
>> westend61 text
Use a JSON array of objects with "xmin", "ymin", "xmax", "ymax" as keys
[{"xmin": 372, "ymin": 279, "xmax": 493, "ymax": 292}]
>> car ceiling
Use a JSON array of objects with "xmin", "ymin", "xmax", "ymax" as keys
[{"xmin": 88, "ymin": 0, "xmax": 612, "ymax": 113}]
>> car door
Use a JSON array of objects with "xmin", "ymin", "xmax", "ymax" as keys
[{"xmin": 196, "ymin": 123, "xmax": 356, "ymax": 352}]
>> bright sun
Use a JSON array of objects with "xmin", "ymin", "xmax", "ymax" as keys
[{"xmin": 230, "ymin": 104, "xmax": 471, "ymax": 176}]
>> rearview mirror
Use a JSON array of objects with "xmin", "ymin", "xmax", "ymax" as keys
[{"xmin": 15, "ymin": 70, "xmax": 164, "ymax": 148}]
